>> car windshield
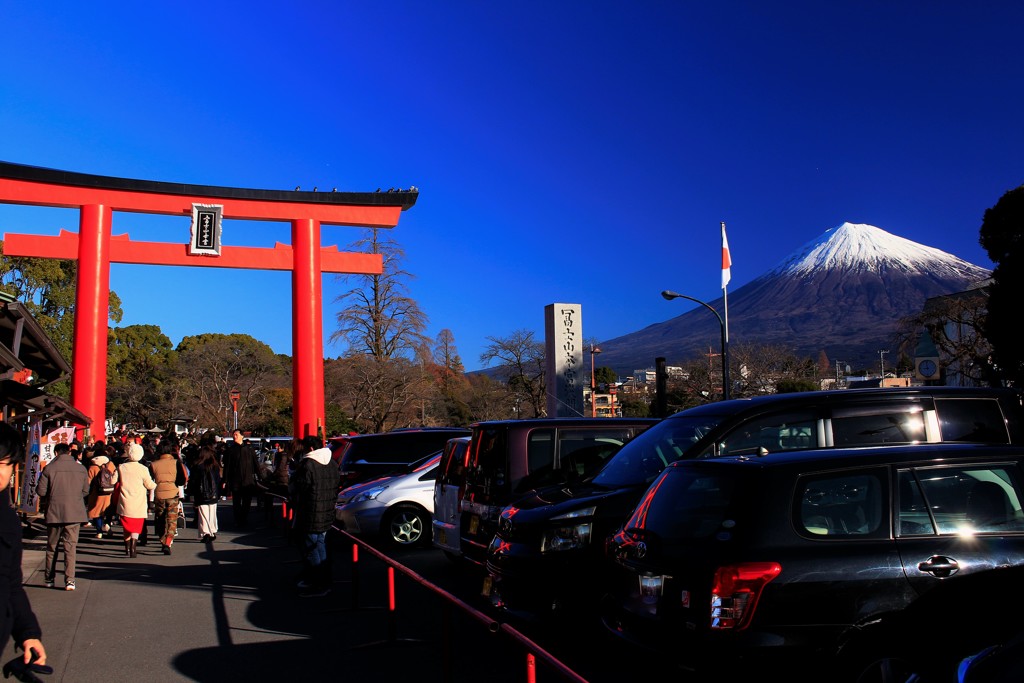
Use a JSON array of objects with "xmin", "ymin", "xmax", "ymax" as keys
[{"xmin": 592, "ymin": 415, "xmax": 724, "ymax": 488}]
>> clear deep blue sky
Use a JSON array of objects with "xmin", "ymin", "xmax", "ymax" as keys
[{"xmin": 1, "ymin": 3, "xmax": 1021, "ymax": 372}]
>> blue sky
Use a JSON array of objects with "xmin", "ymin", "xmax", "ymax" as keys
[{"xmin": 1, "ymin": 3, "xmax": 1021, "ymax": 372}]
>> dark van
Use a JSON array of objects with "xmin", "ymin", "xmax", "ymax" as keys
[
  {"xmin": 331, "ymin": 427, "xmax": 471, "ymax": 489},
  {"xmin": 485, "ymin": 386, "xmax": 1024, "ymax": 618},
  {"xmin": 454, "ymin": 417, "xmax": 658, "ymax": 566}
]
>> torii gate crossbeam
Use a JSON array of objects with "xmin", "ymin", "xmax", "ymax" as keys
[{"xmin": 0, "ymin": 161, "xmax": 418, "ymax": 440}]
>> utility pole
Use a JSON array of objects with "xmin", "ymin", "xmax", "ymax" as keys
[{"xmin": 878, "ymin": 350, "xmax": 889, "ymax": 379}]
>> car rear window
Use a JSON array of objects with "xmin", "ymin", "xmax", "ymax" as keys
[
  {"xmin": 623, "ymin": 469, "xmax": 738, "ymax": 540},
  {"xmin": 935, "ymin": 398, "xmax": 1010, "ymax": 443},
  {"xmin": 830, "ymin": 403, "xmax": 927, "ymax": 447}
]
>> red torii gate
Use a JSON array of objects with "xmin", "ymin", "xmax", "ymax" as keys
[{"xmin": 0, "ymin": 161, "xmax": 418, "ymax": 440}]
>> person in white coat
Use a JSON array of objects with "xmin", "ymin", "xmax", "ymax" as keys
[{"xmin": 117, "ymin": 442, "xmax": 156, "ymax": 558}]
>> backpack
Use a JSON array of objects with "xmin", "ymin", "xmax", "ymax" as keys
[{"xmin": 97, "ymin": 465, "xmax": 117, "ymax": 494}]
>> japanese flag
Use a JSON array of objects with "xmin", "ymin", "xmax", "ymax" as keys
[{"xmin": 721, "ymin": 222, "xmax": 732, "ymax": 289}]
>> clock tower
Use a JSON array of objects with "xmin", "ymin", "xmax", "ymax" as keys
[{"xmin": 914, "ymin": 329, "xmax": 941, "ymax": 382}]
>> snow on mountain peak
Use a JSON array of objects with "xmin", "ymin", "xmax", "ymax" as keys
[{"xmin": 772, "ymin": 222, "xmax": 989, "ymax": 279}]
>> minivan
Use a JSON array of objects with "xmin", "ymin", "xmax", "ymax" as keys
[
  {"xmin": 485, "ymin": 386, "xmax": 1024, "ymax": 619},
  {"xmin": 431, "ymin": 436, "xmax": 472, "ymax": 558},
  {"xmin": 452, "ymin": 417, "xmax": 658, "ymax": 566}
]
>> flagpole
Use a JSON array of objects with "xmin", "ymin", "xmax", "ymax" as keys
[{"xmin": 721, "ymin": 222, "xmax": 731, "ymax": 401}]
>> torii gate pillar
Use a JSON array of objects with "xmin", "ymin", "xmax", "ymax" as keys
[
  {"xmin": 0, "ymin": 162, "xmax": 418, "ymax": 441},
  {"xmin": 72, "ymin": 204, "xmax": 113, "ymax": 437},
  {"xmin": 292, "ymin": 218, "xmax": 325, "ymax": 437}
]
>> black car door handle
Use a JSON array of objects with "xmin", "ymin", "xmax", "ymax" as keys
[{"xmin": 918, "ymin": 555, "xmax": 959, "ymax": 577}]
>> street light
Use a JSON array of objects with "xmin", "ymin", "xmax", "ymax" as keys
[
  {"xmin": 590, "ymin": 345, "xmax": 602, "ymax": 417},
  {"xmin": 661, "ymin": 290, "xmax": 730, "ymax": 401},
  {"xmin": 229, "ymin": 388, "xmax": 240, "ymax": 431}
]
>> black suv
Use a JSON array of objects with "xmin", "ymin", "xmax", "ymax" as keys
[
  {"xmin": 601, "ymin": 443, "xmax": 1024, "ymax": 681},
  {"xmin": 331, "ymin": 427, "xmax": 471, "ymax": 489},
  {"xmin": 485, "ymin": 387, "xmax": 1023, "ymax": 619}
]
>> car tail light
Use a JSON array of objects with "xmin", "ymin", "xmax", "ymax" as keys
[{"xmin": 709, "ymin": 562, "xmax": 782, "ymax": 631}]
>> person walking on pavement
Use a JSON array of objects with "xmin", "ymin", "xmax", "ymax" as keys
[
  {"xmin": 151, "ymin": 441, "xmax": 184, "ymax": 555},
  {"xmin": 0, "ymin": 422, "xmax": 47, "ymax": 668},
  {"xmin": 35, "ymin": 441, "xmax": 90, "ymax": 591},
  {"xmin": 222, "ymin": 429, "xmax": 259, "ymax": 528},
  {"xmin": 187, "ymin": 433, "xmax": 222, "ymax": 542},
  {"xmin": 85, "ymin": 450, "xmax": 118, "ymax": 538},
  {"xmin": 117, "ymin": 442, "xmax": 156, "ymax": 558},
  {"xmin": 135, "ymin": 437, "xmax": 156, "ymax": 547},
  {"xmin": 288, "ymin": 436, "xmax": 340, "ymax": 597}
]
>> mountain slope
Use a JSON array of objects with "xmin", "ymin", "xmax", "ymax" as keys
[{"xmin": 597, "ymin": 223, "xmax": 991, "ymax": 376}]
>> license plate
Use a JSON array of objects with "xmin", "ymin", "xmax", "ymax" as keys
[
  {"xmin": 468, "ymin": 515, "xmax": 479, "ymax": 535},
  {"xmin": 481, "ymin": 576, "xmax": 492, "ymax": 597}
]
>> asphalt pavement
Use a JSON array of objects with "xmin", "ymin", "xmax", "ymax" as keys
[{"xmin": 2, "ymin": 500, "xmax": 541, "ymax": 683}]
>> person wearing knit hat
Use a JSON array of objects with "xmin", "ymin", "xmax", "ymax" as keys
[
  {"xmin": 85, "ymin": 450, "xmax": 118, "ymax": 538},
  {"xmin": 116, "ymin": 442, "xmax": 156, "ymax": 557}
]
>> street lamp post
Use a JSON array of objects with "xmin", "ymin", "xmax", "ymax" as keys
[
  {"xmin": 661, "ymin": 291, "xmax": 730, "ymax": 401},
  {"xmin": 229, "ymin": 388, "xmax": 240, "ymax": 431},
  {"xmin": 590, "ymin": 345, "xmax": 601, "ymax": 417}
]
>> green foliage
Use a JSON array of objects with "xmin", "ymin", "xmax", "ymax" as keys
[
  {"xmin": 616, "ymin": 394, "xmax": 652, "ymax": 418},
  {"xmin": 980, "ymin": 185, "xmax": 1024, "ymax": 387},
  {"xmin": 774, "ymin": 378, "xmax": 820, "ymax": 393},
  {"xmin": 594, "ymin": 366, "xmax": 617, "ymax": 386},
  {"xmin": 324, "ymin": 401, "xmax": 359, "ymax": 437},
  {"xmin": 0, "ymin": 244, "xmax": 123, "ymax": 392},
  {"xmin": 107, "ymin": 324, "xmax": 177, "ymax": 427}
]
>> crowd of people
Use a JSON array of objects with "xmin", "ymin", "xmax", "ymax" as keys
[{"xmin": 23, "ymin": 427, "xmax": 338, "ymax": 598}]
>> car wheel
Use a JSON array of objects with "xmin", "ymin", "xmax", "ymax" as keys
[{"xmin": 384, "ymin": 506, "xmax": 430, "ymax": 547}]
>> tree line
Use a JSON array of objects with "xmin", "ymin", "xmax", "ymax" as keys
[{"xmin": 2, "ymin": 186, "xmax": 1020, "ymax": 433}]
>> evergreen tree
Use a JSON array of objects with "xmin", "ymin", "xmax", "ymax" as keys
[{"xmin": 979, "ymin": 185, "xmax": 1024, "ymax": 387}]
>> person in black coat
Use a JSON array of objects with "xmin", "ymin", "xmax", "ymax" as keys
[
  {"xmin": 185, "ymin": 434, "xmax": 222, "ymax": 542},
  {"xmin": 0, "ymin": 422, "xmax": 46, "ymax": 667},
  {"xmin": 288, "ymin": 436, "xmax": 340, "ymax": 597},
  {"xmin": 221, "ymin": 429, "xmax": 259, "ymax": 528}
]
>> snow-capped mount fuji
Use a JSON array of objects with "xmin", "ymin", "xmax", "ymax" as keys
[
  {"xmin": 774, "ymin": 223, "xmax": 985, "ymax": 280},
  {"xmin": 597, "ymin": 222, "xmax": 991, "ymax": 376}
]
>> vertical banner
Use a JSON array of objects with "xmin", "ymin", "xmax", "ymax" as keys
[
  {"xmin": 18, "ymin": 424, "xmax": 75, "ymax": 514},
  {"xmin": 19, "ymin": 421, "xmax": 43, "ymax": 514}
]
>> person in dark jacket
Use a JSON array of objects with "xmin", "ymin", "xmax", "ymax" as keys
[
  {"xmin": 221, "ymin": 429, "xmax": 259, "ymax": 528},
  {"xmin": 288, "ymin": 436, "xmax": 340, "ymax": 597},
  {"xmin": 0, "ymin": 422, "xmax": 46, "ymax": 666},
  {"xmin": 36, "ymin": 441, "xmax": 90, "ymax": 591},
  {"xmin": 186, "ymin": 433, "xmax": 222, "ymax": 542}
]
